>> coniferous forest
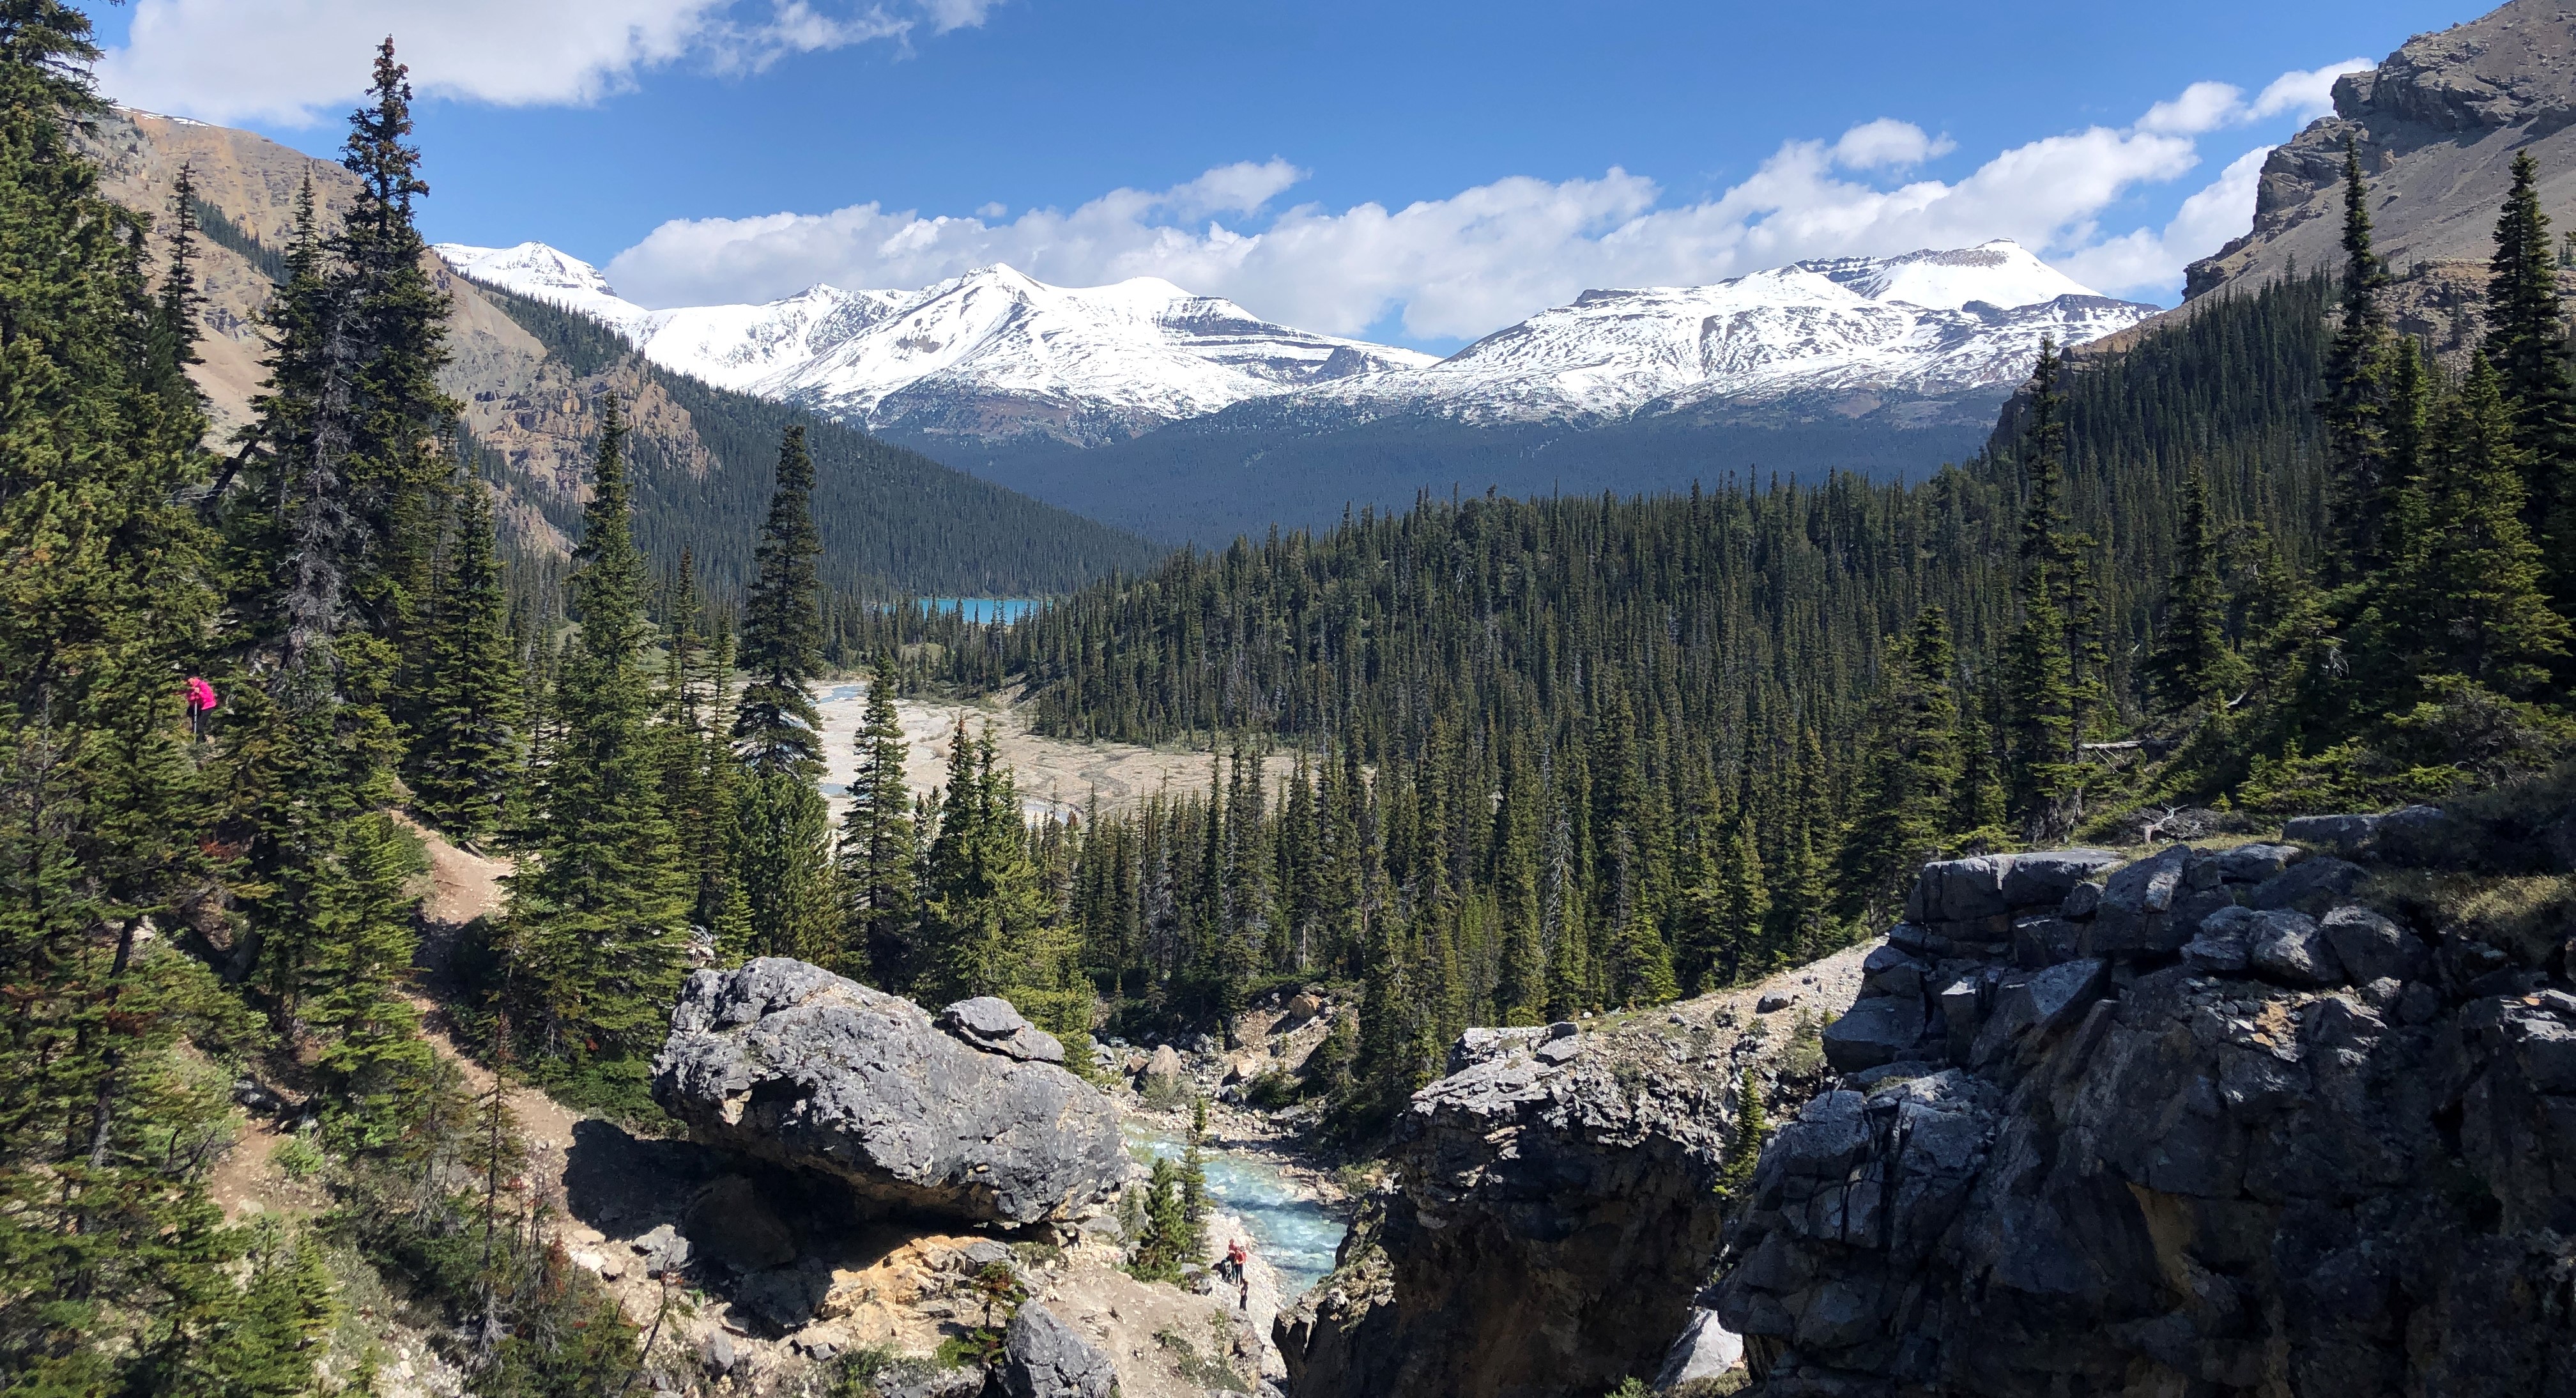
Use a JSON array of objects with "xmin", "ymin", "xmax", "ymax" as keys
[{"xmin": 6, "ymin": 4, "xmax": 2576, "ymax": 1391}]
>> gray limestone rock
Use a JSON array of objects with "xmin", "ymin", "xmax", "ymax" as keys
[
  {"xmin": 1999, "ymin": 849, "xmax": 2124, "ymax": 908},
  {"xmin": 2248, "ymin": 910, "xmax": 2343, "ymax": 987},
  {"xmin": 940, "ymin": 996, "xmax": 1067, "ymax": 1063},
  {"xmin": 1652, "ymin": 1308, "xmax": 1744, "ymax": 1389},
  {"xmin": 1860, "ymin": 944, "xmax": 1924, "ymax": 998},
  {"xmin": 2215, "ymin": 841, "xmax": 2304, "ymax": 883},
  {"xmin": 1969, "ymin": 958, "xmax": 2105, "ymax": 1066},
  {"xmin": 1938, "ymin": 981, "xmax": 1981, "ymax": 1062},
  {"xmin": 2247, "ymin": 856, "xmax": 2365, "ymax": 914},
  {"xmin": 1822, "ymin": 994, "xmax": 1926, "ymax": 1073},
  {"xmin": 735, "ymin": 1259, "xmax": 834, "ymax": 1330},
  {"xmin": 2060, "ymin": 880, "xmax": 2104, "ymax": 919},
  {"xmin": 2320, "ymin": 905, "xmax": 2427, "ymax": 986},
  {"xmin": 999, "ymin": 1302, "xmax": 1112, "ymax": 1398},
  {"xmin": 2085, "ymin": 845, "xmax": 2193, "ymax": 955},
  {"xmin": 650, "ymin": 959, "xmax": 1124, "ymax": 1225},
  {"xmin": 2011, "ymin": 916, "xmax": 2083, "ymax": 969},
  {"xmin": 638, "ymin": 1222, "xmax": 693, "ymax": 1279},
  {"xmin": 2283, "ymin": 811, "xmax": 2384, "ymax": 856},
  {"xmin": 1000, "ymin": 1302, "xmax": 1118, "ymax": 1398},
  {"xmin": 2183, "ymin": 905, "xmax": 2258, "ymax": 974}
]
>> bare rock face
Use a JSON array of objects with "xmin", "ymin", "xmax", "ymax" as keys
[
  {"xmin": 1714, "ymin": 829, "xmax": 2576, "ymax": 1396},
  {"xmin": 1000, "ymin": 1301, "xmax": 1118, "ymax": 1398},
  {"xmin": 651, "ymin": 958, "xmax": 1123, "ymax": 1225},
  {"xmin": 1273, "ymin": 955, "xmax": 1874, "ymax": 1398},
  {"xmin": 2186, "ymin": 0, "xmax": 2576, "ymax": 312}
]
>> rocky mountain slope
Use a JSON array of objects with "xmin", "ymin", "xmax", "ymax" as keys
[
  {"xmin": 1282, "ymin": 783, "xmax": 2576, "ymax": 1398},
  {"xmin": 435, "ymin": 243, "xmax": 1438, "ymax": 449},
  {"xmin": 449, "ymin": 238, "xmax": 2146, "ymax": 448},
  {"xmin": 441, "ymin": 237, "xmax": 2148, "ymax": 542},
  {"xmin": 2185, "ymin": 0, "xmax": 2576, "ymax": 353},
  {"xmin": 86, "ymin": 110, "xmax": 1161, "ymax": 597},
  {"xmin": 1279, "ymin": 242, "xmax": 2151, "ymax": 431}
]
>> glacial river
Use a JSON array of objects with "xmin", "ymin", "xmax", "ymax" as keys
[{"xmin": 1124, "ymin": 1125, "xmax": 1347, "ymax": 1299}]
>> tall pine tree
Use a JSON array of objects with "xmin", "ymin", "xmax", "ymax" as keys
[
  {"xmin": 2481, "ymin": 148, "xmax": 2576, "ymax": 610},
  {"xmin": 403, "ymin": 471, "xmax": 521, "ymax": 843},
  {"xmin": 733, "ymin": 424, "xmax": 826, "ymax": 778},
  {"xmin": 838, "ymin": 650, "xmax": 917, "ymax": 985},
  {"xmin": 2320, "ymin": 137, "xmax": 2393, "ymax": 576},
  {"xmin": 505, "ymin": 396, "xmax": 689, "ymax": 1072}
]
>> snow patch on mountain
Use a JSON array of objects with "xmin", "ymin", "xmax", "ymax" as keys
[
  {"xmin": 1284, "ymin": 240, "xmax": 2158, "ymax": 426},
  {"xmin": 433, "ymin": 242, "xmax": 1435, "ymax": 445},
  {"xmin": 434, "ymin": 236, "xmax": 2154, "ymax": 445}
]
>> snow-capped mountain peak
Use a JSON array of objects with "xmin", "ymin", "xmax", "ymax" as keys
[
  {"xmin": 1287, "ymin": 243, "xmax": 2156, "ymax": 428},
  {"xmin": 1802, "ymin": 238, "xmax": 2102, "ymax": 312},
  {"xmin": 433, "ymin": 238, "xmax": 2152, "ymax": 449},
  {"xmin": 433, "ymin": 243, "xmax": 1438, "ymax": 447},
  {"xmin": 434, "ymin": 240, "xmax": 656, "ymax": 337}
]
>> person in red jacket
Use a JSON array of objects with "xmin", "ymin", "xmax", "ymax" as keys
[{"xmin": 1223, "ymin": 1239, "xmax": 1250, "ymax": 1309}]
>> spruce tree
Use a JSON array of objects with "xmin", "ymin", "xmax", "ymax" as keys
[
  {"xmin": 1711, "ymin": 815, "xmax": 1770, "ymax": 982},
  {"xmin": 335, "ymin": 39, "xmax": 456, "ymax": 649},
  {"xmin": 2002, "ymin": 340, "xmax": 2106, "ymax": 843},
  {"xmin": 733, "ymin": 425, "xmax": 827, "ymax": 778},
  {"xmin": 2380, "ymin": 356, "xmax": 2572, "ymax": 698},
  {"xmin": 1490, "ymin": 736, "xmax": 1545, "ymax": 1024},
  {"xmin": 2481, "ymin": 146, "xmax": 2576, "ymax": 571},
  {"xmin": 505, "ymin": 396, "xmax": 689, "ymax": 1070},
  {"xmin": 303, "ymin": 811, "xmax": 435, "ymax": 1147},
  {"xmin": 917, "ymin": 723, "xmax": 1052, "ymax": 1003},
  {"xmin": 736, "ymin": 770, "xmax": 838, "ymax": 962},
  {"xmin": 1839, "ymin": 607, "xmax": 1963, "ymax": 918},
  {"xmin": 2145, "ymin": 465, "xmax": 2243, "ymax": 718},
  {"xmin": 2320, "ymin": 137, "xmax": 2393, "ymax": 576},
  {"xmin": 1606, "ymin": 903, "xmax": 1679, "ymax": 1008},
  {"xmin": 838, "ymin": 650, "xmax": 918, "ymax": 984},
  {"xmin": 403, "ymin": 473, "xmax": 521, "ymax": 843}
]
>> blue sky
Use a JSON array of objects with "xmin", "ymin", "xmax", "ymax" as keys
[{"xmin": 86, "ymin": 1, "xmax": 2492, "ymax": 350}]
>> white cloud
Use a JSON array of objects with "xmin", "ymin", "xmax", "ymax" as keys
[
  {"xmin": 95, "ymin": 0, "xmax": 985, "ymax": 126},
  {"xmin": 2053, "ymin": 144, "xmax": 2273, "ymax": 296},
  {"xmin": 1830, "ymin": 118, "xmax": 1955, "ymax": 170},
  {"xmin": 2250, "ymin": 59, "xmax": 2372, "ymax": 120},
  {"xmin": 2138, "ymin": 81, "xmax": 2247, "ymax": 136},
  {"xmin": 599, "ymin": 58, "xmax": 2366, "ymax": 339}
]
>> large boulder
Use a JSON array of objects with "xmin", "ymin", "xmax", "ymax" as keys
[
  {"xmin": 650, "ymin": 959, "xmax": 1124, "ymax": 1225},
  {"xmin": 1000, "ymin": 1302, "xmax": 1118, "ymax": 1398}
]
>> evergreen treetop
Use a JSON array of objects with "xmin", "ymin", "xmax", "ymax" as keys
[{"xmin": 734, "ymin": 424, "xmax": 827, "ymax": 778}]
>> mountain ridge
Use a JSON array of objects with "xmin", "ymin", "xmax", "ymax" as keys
[
  {"xmin": 88, "ymin": 109, "xmax": 1163, "ymax": 599},
  {"xmin": 441, "ymin": 238, "xmax": 2154, "ymax": 452}
]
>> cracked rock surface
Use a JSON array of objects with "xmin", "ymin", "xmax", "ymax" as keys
[
  {"xmin": 1715, "ymin": 839, "xmax": 2576, "ymax": 1397},
  {"xmin": 652, "ymin": 958, "xmax": 1124, "ymax": 1225}
]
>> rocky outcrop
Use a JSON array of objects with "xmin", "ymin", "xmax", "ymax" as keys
[
  {"xmin": 1713, "ymin": 830, "xmax": 2576, "ymax": 1396},
  {"xmin": 999, "ymin": 1302, "xmax": 1119, "ymax": 1398},
  {"xmin": 1277, "ymin": 948, "xmax": 1873, "ymax": 1398},
  {"xmin": 651, "ymin": 958, "xmax": 1124, "ymax": 1226},
  {"xmin": 2186, "ymin": 0, "xmax": 2576, "ymax": 314}
]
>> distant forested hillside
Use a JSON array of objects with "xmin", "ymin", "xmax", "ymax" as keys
[
  {"xmin": 907, "ymin": 407, "xmax": 1993, "ymax": 546},
  {"xmin": 462, "ymin": 282, "xmax": 1167, "ymax": 603},
  {"xmin": 1009, "ymin": 274, "xmax": 2334, "ymax": 748}
]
